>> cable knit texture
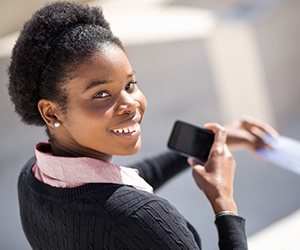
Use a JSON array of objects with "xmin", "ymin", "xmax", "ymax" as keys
[{"xmin": 18, "ymin": 152, "xmax": 247, "ymax": 249}]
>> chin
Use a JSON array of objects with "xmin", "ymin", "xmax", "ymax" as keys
[
  {"xmin": 120, "ymin": 147, "xmax": 141, "ymax": 156},
  {"xmin": 118, "ymin": 142, "xmax": 142, "ymax": 156}
]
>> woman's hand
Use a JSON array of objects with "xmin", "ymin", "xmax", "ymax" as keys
[
  {"xmin": 188, "ymin": 123, "xmax": 237, "ymax": 215},
  {"xmin": 224, "ymin": 114, "xmax": 279, "ymax": 152}
]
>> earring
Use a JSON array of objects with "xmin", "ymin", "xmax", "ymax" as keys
[{"xmin": 54, "ymin": 121, "xmax": 61, "ymax": 128}]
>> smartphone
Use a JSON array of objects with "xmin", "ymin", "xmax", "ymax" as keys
[{"xmin": 167, "ymin": 120, "xmax": 215, "ymax": 162}]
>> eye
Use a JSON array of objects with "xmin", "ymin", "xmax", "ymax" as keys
[
  {"xmin": 93, "ymin": 91, "xmax": 110, "ymax": 99},
  {"xmin": 126, "ymin": 81, "xmax": 137, "ymax": 91}
]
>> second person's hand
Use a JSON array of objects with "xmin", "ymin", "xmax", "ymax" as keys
[{"xmin": 225, "ymin": 114, "xmax": 279, "ymax": 152}]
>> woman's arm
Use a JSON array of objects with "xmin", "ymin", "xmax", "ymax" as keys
[
  {"xmin": 130, "ymin": 152, "xmax": 189, "ymax": 190},
  {"xmin": 114, "ymin": 197, "xmax": 202, "ymax": 250}
]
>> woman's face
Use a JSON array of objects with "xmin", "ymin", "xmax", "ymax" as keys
[{"xmin": 56, "ymin": 45, "xmax": 147, "ymax": 162}]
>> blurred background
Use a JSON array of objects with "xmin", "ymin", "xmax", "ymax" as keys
[{"xmin": 1, "ymin": 0, "xmax": 300, "ymax": 249}]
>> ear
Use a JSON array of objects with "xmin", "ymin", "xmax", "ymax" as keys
[{"xmin": 37, "ymin": 99, "xmax": 63, "ymax": 128}]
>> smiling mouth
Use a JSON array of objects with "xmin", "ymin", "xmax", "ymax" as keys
[{"xmin": 112, "ymin": 123, "xmax": 140, "ymax": 135}]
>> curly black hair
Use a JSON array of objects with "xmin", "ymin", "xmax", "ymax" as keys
[{"xmin": 8, "ymin": 1, "xmax": 123, "ymax": 126}]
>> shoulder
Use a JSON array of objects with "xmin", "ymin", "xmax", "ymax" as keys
[
  {"xmin": 101, "ymin": 188, "xmax": 201, "ymax": 249},
  {"xmin": 91, "ymin": 185, "xmax": 162, "ymax": 217}
]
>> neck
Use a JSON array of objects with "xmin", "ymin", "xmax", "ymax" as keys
[{"xmin": 51, "ymin": 140, "xmax": 113, "ymax": 163}]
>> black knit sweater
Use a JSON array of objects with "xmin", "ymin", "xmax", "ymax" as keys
[{"xmin": 18, "ymin": 152, "xmax": 247, "ymax": 249}]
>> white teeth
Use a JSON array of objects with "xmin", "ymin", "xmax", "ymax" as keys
[{"xmin": 114, "ymin": 124, "xmax": 138, "ymax": 134}]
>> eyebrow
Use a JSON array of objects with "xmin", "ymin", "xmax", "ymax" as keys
[
  {"xmin": 81, "ymin": 80, "xmax": 112, "ymax": 94},
  {"xmin": 129, "ymin": 71, "xmax": 135, "ymax": 77},
  {"xmin": 81, "ymin": 71, "xmax": 136, "ymax": 94}
]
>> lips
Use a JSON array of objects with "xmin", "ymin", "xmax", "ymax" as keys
[{"xmin": 111, "ymin": 114, "xmax": 142, "ymax": 139}]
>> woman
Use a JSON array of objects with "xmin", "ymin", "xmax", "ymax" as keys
[{"xmin": 8, "ymin": 2, "xmax": 278, "ymax": 249}]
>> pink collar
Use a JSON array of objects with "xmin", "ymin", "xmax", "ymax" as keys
[{"xmin": 32, "ymin": 142, "xmax": 153, "ymax": 194}]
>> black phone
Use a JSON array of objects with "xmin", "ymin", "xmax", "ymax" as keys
[{"xmin": 167, "ymin": 120, "xmax": 215, "ymax": 162}]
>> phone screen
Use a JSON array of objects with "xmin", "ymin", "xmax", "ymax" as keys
[{"xmin": 167, "ymin": 120, "xmax": 215, "ymax": 162}]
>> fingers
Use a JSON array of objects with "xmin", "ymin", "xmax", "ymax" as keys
[
  {"xmin": 191, "ymin": 164, "xmax": 206, "ymax": 190},
  {"xmin": 240, "ymin": 115, "xmax": 279, "ymax": 151},
  {"xmin": 187, "ymin": 123, "xmax": 228, "ymax": 168},
  {"xmin": 203, "ymin": 123, "xmax": 235, "ymax": 173},
  {"xmin": 241, "ymin": 114, "xmax": 279, "ymax": 138},
  {"xmin": 204, "ymin": 123, "xmax": 227, "ymax": 153},
  {"xmin": 187, "ymin": 157, "xmax": 205, "ymax": 167}
]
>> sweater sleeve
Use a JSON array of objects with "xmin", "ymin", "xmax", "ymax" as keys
[
  {"xmin": 215, "ymin": 215, "xmax": 248, "ymax": 250},
  {"xmin": 114, "ymin": 200, "xmax": 248, "ymax": 250},
  {"xmin": 129, "ymin": 151, "xmax": 189, "ymax": 190}
]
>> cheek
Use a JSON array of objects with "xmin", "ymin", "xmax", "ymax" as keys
[{"xmin": 65, "ymin": 102, "xmax": 113, "ymax": 135}]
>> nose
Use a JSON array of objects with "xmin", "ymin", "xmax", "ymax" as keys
[{"xmin": 116, "ymin": 91, "xmax": 140, "ymax": 115}]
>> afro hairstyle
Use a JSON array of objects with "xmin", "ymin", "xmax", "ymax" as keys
[{"xmin": 8, "ymin": 1, "xmax": 123, "ymax": 126}]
